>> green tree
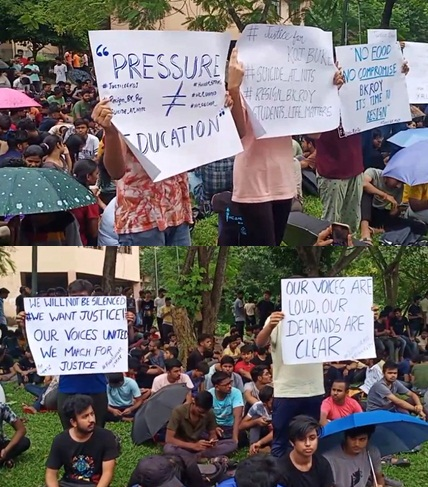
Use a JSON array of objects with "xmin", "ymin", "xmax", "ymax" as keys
[{"xmin": 0, "ymin": 247, "xmax": 15, "ymax": 276}]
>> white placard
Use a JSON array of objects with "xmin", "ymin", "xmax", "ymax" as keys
[
  {"xmin": 367, "ymin": 29, "xmax": 397, "ymax": 45},
  {"xmin": 89, "ymin": 30, "xmax": 243, "ymax": 182},
  {"xmin": 336, "ymin": 42, "xmax": 411, "ymax": 135},
  {"xmin": 236, "ymin": 24, "xmax": 340, "ymax": 138},
  {"xmin": 281, "ymin": 277, "xmax": 375, "ymax": 365},
  {"xmin": 403, "ymin": 42, "xmax": 428, "ymax": 103},
  {"xmin": 24, "ymin": 296, "xmax": 128, "ymax": 376}
]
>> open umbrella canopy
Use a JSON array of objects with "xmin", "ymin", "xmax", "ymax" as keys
[
  {"xmin": 0, "ymin": 60, "xmax": 10, "ymax": 70},
  {"xmin": 382, "ymin": 140, "xmax": 428, "ymax": 186},
  {"xmin": 132, "ymin": 384, "xmax": 189, "ymax": 445},
  {"xmin": 0, "ymin": 167, "xmax": 96, "ymax": 216},
  {"xmin": 388, "ymin": 128, "xmax": 428, "ymax": 148},
  {"xmin": 319, "ymin": 411, "xmax": 428, "ymax": 457},
  {"xmin": 0, "ymin": 88, "xmax": 40, "ymax": 109}
]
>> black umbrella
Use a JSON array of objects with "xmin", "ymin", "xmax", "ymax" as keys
[
  {"xmin": 0, "ymin": 60, "xmax": 10, "ymax": 70},
  {"xmin": 132, "ymin": 384, "xmax": 189, "ymax": 445}
]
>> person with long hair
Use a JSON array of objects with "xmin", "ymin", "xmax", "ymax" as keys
[
  {"xmin": 65, "ymin": 134, "xmax": 85, "ymax": 167},
  {"xmin": 41, "ymin": 135, "xmax": 72, "ymax": 172}
]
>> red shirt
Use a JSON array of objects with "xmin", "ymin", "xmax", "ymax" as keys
[
  {"xmin": 71, "ymin": 203, "xmax": 99, "ymax": 245},
  {"xmin": 316, "ymin": 129, "xmax": 364, "ymax": 179},
  {"xmin": 321, "ymin": 395, "xmax": 363, "ymax": 421},
  {"xmin": 234, "ymin": 360, "xmax": 255, "ymax": 375}
]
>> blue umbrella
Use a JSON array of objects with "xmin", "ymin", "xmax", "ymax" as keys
[
  {"xmin": 318, "ymin": 411, "xmax": 428, "ymax": 456},
  {"xmin": 389, "ymin": 128, "xmax": 428, "ymax": 148},
  {"xmin": 382, "ymin": 140, "xmax": 428, "ymax": 186}
]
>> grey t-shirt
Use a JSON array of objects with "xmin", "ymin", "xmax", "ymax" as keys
[
  {"xmin": 366, "ymin": 378, "xmax": 410, "ymax": 411},
  {"xmin": 323, "ymin": 445, "xmax": 382, "ymax": 487},
  {"xmin": 233, "ymin": 298, "xmax": 245, "ymax": 322},
  {"xmin": 364, "ymin": 168, "xmax": 402, "ymax": 210}
]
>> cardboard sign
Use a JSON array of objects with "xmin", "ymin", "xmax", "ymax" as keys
[
  {"xmin": 367, "ymin": 29, "xmax": 397, "ymax": 45},
  {"xmin": 403, "ymin": 42, "xmax": 428, "ymax": 103},
  {"xmin": 237, "ymin": 24, "xmax": 340, "ymax": 138},
  {"xmin": 89, "ymin": 30, "xmax": 243, "ymax": 182},
  {"xmin": 336, "ymin": 42, "xmax": 411, "ymax": 135},
  {"xmin": 24, "ymin": 296, "xmax": 128, "ymax": 375},
  {"xmin": 281, "ymin": 277, "xmax": 375, "ymax": 365}
]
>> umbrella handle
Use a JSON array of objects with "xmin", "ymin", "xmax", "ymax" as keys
[{"xmin": 368, "ymin": 452, "xmax": 380, "ymax": 487}]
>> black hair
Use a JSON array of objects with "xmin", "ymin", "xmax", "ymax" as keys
[
  {"xmin": 68, "ymin": 279, "xmax": 93, "ymax": 296},
  {"xmin": 211, "ymin": 371, "xmax": 230, "ymax": 386},
  {"xmin": 24, "ymin": 145, "xmax": 44, "ymax": 158},
  {"xmin": 383, "ymin": 305, "xmax": 394, "ymax": 314},
  {"xmin": 73, "ymin": 159, "xmax": 98, "ymax": 188},
  {"xmin": 6, "ymin": 130, "xmax": 28, "ymax": 150},
  {"xmin": 379, "ymin": 310, "xmax": 389, "ymax": 319},
  {"xmin": 220, "ymin": 355, "xmax": 235, "ymax": 366},
  {"xmin": 166, "ymin": 346, "xmax": 179, "ymax": 359},
  {"xmin": 128, "ymin": 357, "xmax": 141, "ymax": 371},
  {"xmin": 65, "ymin": 134, "xmax": 85, "ymax": 164},
  {"xmin": 240, "ymin": 344, "xmax": 254, "ymax": 354},
  {"xmin": 81, "ymin": 88, "xmax": 92, "ymax": 96},
  {"xmin": 194, "ymin": 390, "xmax": 213, "ymax": 410},
  {"xmin": 235, "ymin": 455, "xmax": 281, "ymax": 487},
  {"xmin": 48, "ymin": 103, "xmax": 61, "ymax": 115},
  {"xmin": 0, "ymin": 288, "xmax": 10, "ymax": 294},
  {"xmin": 0, "ymin": 157, "xmax": 26, "ymax": 168},
  {"xmin": 303, "ymin": 135, "xmax": 316, "ymax": 147},
  {"xmin": 256, "ymin": 346, "xmax": 267, "ymax": 355},
  {"xmin": 108, "ymin": 372, "xmax": 125, "ymax": 385},
  {"xmin": 382, "ymin": 360, "xmax": 398, "ymax": 373},
  {"xmin": 263, "ymin": 290, "xmax": 272, "ymax": 296},
  {"xmin": 165, "ymin": 358, "xmax": 182, "ymax": 371},
  {"xmin": 41, "ymin": 134, "xmax": 62, "ymax": 155},
  {"xmin": 345, "ymin": 425, "xmax": 376, "ymax": 439},
  {"xmin": 195, "ymin": 361, "xmax": 210, "ymax": 375},
  {"xmin": 74, "ymin": 118, "xmax": 89, "ymax": 128},
  {"xmin": 197, "ymin": 333, "xmax": 212, "ymax": 345},
  {"xmin": 17, "ymin": 119, "xmax": 37, "ymax": 132},
  {"xmin": 19, "ymin": 286, "xmax": 27, "ymax": 293},
  {"xmin": 63, "ymin": 394, "xmax": 94, "ymax": 425},
  {"xmin": 150, "ymin": 339, "xmax": 161, "ymax": 349},
  {"xmin": 53, "ymin": 86, "xmax": 62, "ymax": 95},
  {"xmin": 288, "ymin": 415, "xmax": 320, "ymax": 443},
  {"xmin": 372, "ymin": 128, "xmax": 383, "ymax": 139},
  {"xmin": 332, "ymin": 378, "xmax": 350, "ymax": 390},
  {"xmin": 394, "ymin": 307, "xmax": 402, "ymax": 313},
  {"xmin": 55, "ymin": 287, "xmax": 67, "ymax": 297},
  {"xmin": 250, "ymin": 365, "xmax": 269, "ymax": 383},
  {"xmin": 0, "ymin": 114, "xmax": 11, "ymax": 132},
  {"xmin": 259, "ymin": 385, "xmax": 274, "ymax": 404}
]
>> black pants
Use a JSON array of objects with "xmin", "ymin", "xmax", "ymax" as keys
[
  {"xmin": 0, "ymin": 324, "xmax": 7, "ymax": 344},
  {"xmin": 142, "ymin": 316, "xmax": 154, "ymax": 333},
  {"xmin": 161, "ymin": 323, "xmax": 173, "ymax": 344},
  {"xmin": 0, "ymin": 436, "xmax": 31, "ymax": 464},
  {"xmin": 237, "ymin": 199, "xmax": 292, "ymax": 246},
  {"xmin": 235, "ymin": 321, "xmax": 245, "ymax": 338},
  {"xmin": 57, "ymin": 391, "xmax": 108, "ymax": 429}
]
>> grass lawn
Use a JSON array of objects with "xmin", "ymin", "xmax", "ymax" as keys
[{"xmin": 1, "ymin": 383, "xmax": 426, "ymax": 487}]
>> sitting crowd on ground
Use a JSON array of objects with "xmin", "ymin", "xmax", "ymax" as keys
[{"xmin": 1, "ymin": 281, "xmax": 428, "ymax": 486}]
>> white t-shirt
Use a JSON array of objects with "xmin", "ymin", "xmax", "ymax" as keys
[
  {"xmin": 267, "ymin": 317, "xmax": 324, "ymax": 398},
  {"xmin": 151, "ymin": 373, "xmax": 193, "ymax": 393},
  {"xmin": 154, "ymin": 296, "xmax": 166, "ymax": 318},
  {"xmin": 54, "ymin": 64, "xmax": 67, "ymax": 83},
  {"xmin": 244, "ymin": 303, "xmax": 256, "ymax": 316},
  {"xmin": 78, "ymin": 134, "xmax": 99, "ymax": 160}
]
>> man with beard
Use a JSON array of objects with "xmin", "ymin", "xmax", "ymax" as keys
[{"xmin": 45, "ymin": 395, "xmax": 119, "ymax": 487}]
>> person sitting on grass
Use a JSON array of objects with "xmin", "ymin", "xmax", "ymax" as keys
[
  {"xmin": 244, "ymin": 365, "xmax": 272, "ymax": 408},
  {"xmin": 186, "ymin": 361, "xmax": 210, "ymax": 398},
  {"xmin": 222, "ymin": 334, "xmax": 241, "ymax": 361},
  {"xmin": 276, "ymin": 415, "xmax": 334, "ymax": 487},
  {"xmin": 106, "ymin": 373, "xmax": 145, "ymax": 422},
  {"xmin": 13, "ymin": 346, "xmax": 41, "ymax": 387},
  {"xmin": 234, "ymin": 344, "xmax": 255, "ymax": 384},
  {"xmin": 22, "ymin": 376, "xmax": 59, "ymax": 414},
  {"xmin": 320, "ymin": 379, "xmax": 363, "ymax": 425},
  {"xmin": 127, "ymin": 455, "xmax": 186, "ymax": 487},
  {"xmin": 0, "ymin": 345, "xmax": 16, "ymax": 382},
  {"xmin": 219, "ymin": 454, "xmax": 283, "ymax": 487},
  {"xmin": 45, "ymin": 394, "xmax": 119, "ymax": 487},
  {"xmin": 151, "ymin": 359, "xmax": 194, "ymax": 403},
  {"xmin": 323, "ymin": 425, "xmax": 385, "ymax": 487},
  {"xmin": 164, "ymin": 391, "xmax": 237, "ymax": 487},
  {"xmin": 145, "ymin": 339, "xmax": 166, "ymax": 369},
  {"xmin": 205, "ymin": 355, "xmax": 244, "ymax": 392},
  {"xmin": 367, "ymin": 360, "xmax": 426, "ymax": 418},
  {"xmin": 164, "ymin": 346, "xmax": 179, "ymax": 360},
  {"xmin": 0, "ymin": 402, "xmax": 30, "ymax": 468},
  {"xmin": 239, "ymin": 385, "xmax": 274, "ymax": 455}
]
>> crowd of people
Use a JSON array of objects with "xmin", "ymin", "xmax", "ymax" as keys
[
  {"xmin": 0, "ymin": 45, "xmax": 427, "ymax": 246},
  {"xmin": 1, "ymin": 281, "xmax": 428, "ymax": 486}
]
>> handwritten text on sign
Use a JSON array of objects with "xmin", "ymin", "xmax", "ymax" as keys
[
  {"xmin": 237, "ymin": 24, "xmax": 340, "ymax": 138},
  {"xmin": 281, "ymin": 277, "xmax": 375, "ymax": 365},
  {"xmin": 24, "ymin": 296, "xmax": 128, "ymax": 376},
  {"xmin": 89, "ymin": 30, "xmax": 243, "ymax": 182},
  {"xmin": 336, "ymin": 42, "xmax": 411, "ymax": 135},
  {"xmin": 403, "ymin": 42, "xmax": 428, "ymax": 103},
  {"xmin": 367, "ymin": 29, "xmax": 397, "ymax": 45}
]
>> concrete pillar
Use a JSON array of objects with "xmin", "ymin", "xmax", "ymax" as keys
[{"xmin": 67, "ymin": 270, "xmax": 77, "ymax": 284}]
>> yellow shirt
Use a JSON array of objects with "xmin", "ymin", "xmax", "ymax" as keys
[
  {"xmin": 403, "ymin": 184, "xmax": 428, "ymax": 203},
  {"xmin": 222, "ymin": 346, "xmax": 240, "ymax": 360},
  {"xmin": 160, "ymin": 305, "xmax": 174, "ymax": 325}
]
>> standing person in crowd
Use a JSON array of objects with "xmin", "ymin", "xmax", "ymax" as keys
[
  {"xmin": 0, "ymin": 288, "xmax": 10, "ymax": 344},
  {"xmin": 53, "ymin": 57, "xmax": 67, "ymax": 84},
  {"xmin": 160, "ymin": 297, "xmax": 175, "ymax": 344},
  {"xmin": 15, "ymin": 286, "xmax": 30, "ymax": 314},
  {"xmin": 256, "ymin": 311, "xmax": 325, "ymax": 457},
  {"xmin": 0, "ymin": 402, "xmax": 30, "ymax": 468},
  {"xmin": 244, "ymin": 297, "xmax": 256, "ymax": 327},
  {"xmin": 154, "ymin": 288, "xmax": 167, "ymax": 330},
  {"xmin": 140, "ymin": 291, "xmax": 155, "ymax": 333},
  {"xmin": 256, "ymin": 291, "xmax": 275, "ymax": 329},
  {"xmin": 45, "ymin": 395, "xmax": 119, "ymax": 487},
  {"xmin": 74, "ymin": 119, "xmax": 100, "ymax": 160},
  {"xmin": 26, "ymin": 57, "xmax": 41, "ymax": 92},
  {"xmin": 56, "ymin": 280, "xmax": 108, "ymax": 429},
  {"xmin": 408, "ymin": 296, "xmax": 424, "ymax": 337},
  {"xmin": 233, "ymin": 291, "xmax": 246, "ymax": 338}
]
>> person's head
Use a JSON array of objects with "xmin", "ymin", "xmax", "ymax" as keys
[
  {"xmin": 263, "ymin": 290, "xmax": 272, "ymax": 301},
  {"xmin": 28, "ymin": 57, "xmax": 35, "ymax": 64},
  {"xmin": 81, "ymin": 88, "xmax": 92, "ymax": 103},
  {"xmin": 378, "ymin": 309, "xmax": 389, "ymax": 324},
  {"xmin": 235, "ymin": 454, "xmax": 281, "ymax": 487},
  {"xmin": 127, "ymin": 454, "xmax": 185, "ymax": 487},
  {"xmin": 19, "ymin": 286, "xmax": 30, "ymax": 296},
  {"xmin": 251, "ymin": 365, "xmax": 272, "ymax": 385},
  {"xmin": 68, "ymin": 279, "xmax": 93, "ymax": 297},
  {"xmin": 227, "ymin": 333, "xmax": 240, "ymax": 351},
  {"xmin": 128, "ymin": 357, "xmax": 141, "ymax": 376},
  {"xmin": 259, "ymin": 384, "xmax": 274, "ymax": 409},
  {"xmin": 65, "ymin": 134, "xmax": 85, "ymax": 164},
  {"xmin": 53, "ymin": 86, "xmax": 63, "ymax": 98},
  {"xmin": 165, "ymin": 358, "xmax": 183, "ymax": 382},
  {"xmin": 190, "ymin": 390, "xmax": 213, "ymax": 419},
  {"xmin": 193, "ymin": 361, "xmax": 209, "ymax": 379},
  {"xmin": 63, "ymin": 394, "xmax": 95, "ymax": 433},
  {"xmin": 108, "ymin": 372, "xmax": 125, "ymax": 389},
  {"xmin": 255, "ymin": 346, "xmax": 267, "ymax": 357},
  {"xmin": 197, "ymin": 333, "xmax": 213, "ymax": 352},
  {"xmin": 211, "ymin": 371, "xmax": 232, "ymax": 395},
  {"xmin": 344, "ymin": 425, "xmax": 376, "ymax": 455},
  {"xmin": 55, "ymin": 56, "xmax": 62, "ymax": 65},
  {"xmin": 6, "ymin": 130, "xmax": 28, "ymax": 153},
  {"xmin": 240, "ymin": 344, "xmax": 254, "ymax": 363},
  {"xmin": 382, "ymin": 360, "xmax": 398, "ymax": 383},
  {"xmin": 330, "ymin": 379, "xmax": 349, "ymax": 404},
  {"xmin": 414, "ymin": 295, "xmax": 422, "ymax": 304},
  {"xmin": 220, "ymin": 355, "xmax": 235, "ymax": 375},
  {"xmin": 144, "ymin": 290, "xmax": 152, "ymax": 299},
  {"xmin": 23, "ymin": 144, "xmax": 44, "ymax": 168},
  {"xmin": 42, "ymin": 82, "xmax": 52, "ymax": 92},
  {"xmin": 47, "ymin": 104, "xmax": 62, "ymax": 120},
  {"xmin": 237, "ymin": 290, "xmax": 244, "ymax": 299},
  {"xmin": 164, "ymin": 346, "xmax": 179, "ymax": 360},
  {"xmin": 394, "ymin": 307, "xmax": 403, "ymax": 318},
  {"xmin": 372, "ymin": 128, "xmax": 384, "ymax": 149},
  {"xmin": 149, "ymin": 339, "xmax": 161, "ymax": 353},
  {"xmin": 0, "ymin": 114, "xmax": 11, "ymax": 134},
  {"xmin": 150, "ymin": 326, "xmax": 159, "ymax": 336},
  {"xmin": 55, "ymin": 287, "xmax": 67, "ymax": 297},
  {"xmin": 74, "ymin": 118, "xmax": 90, "ymax": 138},
  {"xmin": 17, "ymin": 49, "xmax": 24, "ymax": 57},
  {"xmin": 24, "ymin": 346, "xmax": 33, "ymax": 359},
  {"xmin": 383, "ymin": 175, "xmax": 402, "ymax": 190},
  {"xmin": 407, "ymin": 120, "xmax": 417, "ymax": 129},
  {"xmin": 302, "ymin": 135, "xmax": 316, "ymax": 154},
  {"xmin": 158, "ymin": 288, "xmax": 166, "ymax": 297},
  {"xmin": 65, "ymin": 82, "xmax": 72, "ymax": 91},
  {"xmin": 421, "ymin": 330, "xmax": 428, "ymax": 340},
  {"xmin": 42, "ymin": 134, "xmax": 64, "ymax": 156},
  {"xmin": 168, "ymin": 332, "xmax": 177, "ymax": 343},
  {"xmin": 288, "ymin": 415, "xmax": 320, "ymax": 457},
  {"xmin": 165, "ymin": 297, "xmax": 172, "ymax": 306},
  {"xmin": 73, "ymin": 158, "xmax": 99, "ymax": 188},
  {"xmin": 0, "ymin": 288, "xmax": 10, "ymax": 299}
]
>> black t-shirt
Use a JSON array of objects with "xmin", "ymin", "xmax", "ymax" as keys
[
  {"xmin": 277, "ymin": 452, "xmax": 334, "ymax": 487},
  {"xmin": 46, "ymin": 427, "xmax": 119, "ymax": 484},
  {"xmin": 0, "ymin": 354, "xmax": 14, "ymax": 374},
  {"xmin": 374, "ymin": 319, "xmax": 386, "ymax": 334},
  {"xmin": 18, "ymin": 357, "xmax": 36, "ymax": 371},
  {"xmin": 141, "ymin": 299, "xmax": 155, "ymax": 317},
  {"xmin": 409, "ymin": 304, "xmax": 423, "ymax": 329},
  {"xmin": 15, "ymin": 294, "xmax": 24, "ymax": 313},
  {"xmin": 251, "ymin": 354, "xmax": 273, "ymax": 368},
  {"xmin": 391, "ymin": 317, "xmax": 409, "ymax": 336},
  {"xmin": 257, "ymin": 300, "xmax": 275, "ymax": 325},
  {"xmin": 186, "ymin": 349, "xmax": 204, "ymax": 372}
]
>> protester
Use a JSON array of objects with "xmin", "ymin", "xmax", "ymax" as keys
[
  {"xmin": 320, "ymin": 379, "xmax": 363, "ymax": 425},
  {"xmin": 186, "ymin": 333, "xmax": 213, "ymax": 372},
  {"xmin": 205, "ymin": 355, "xmax": 244, "ymax": 392},
  {"xmin": 234, "ymin": 344, "xmax": 255, "ymax": 384},
  {"xmin": 0, "ymin": 345, "xmax": 15, "ymax": 382},
  {"xmin": 0, "ymin": 402, "xmax": 30, "ymax": 468},
  {"xmin": 0, "ymin": 289, "xmax": 9, "ymax": 344},
  {"xmin": 106, "ymin": 373, "xmax": 144, "ymax": 422},
  {"xmin": 186, "ymin": 362, "xmax": 209, "ymax": 398},
  {"xmin": 151, "ymin": 359, "xmax": 194, "ymax": 402},
  {"xmin": 243, "ymin": 365, "xmax": 272, "ymax": 407}
]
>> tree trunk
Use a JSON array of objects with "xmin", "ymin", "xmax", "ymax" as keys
[
  {"xmin": 380, "ymin": 0, "xmax": 397, "ymax": 28},
  {"xmin": 296, "ymin": 247, "xmax": 322, "ymax": 276},
  {"xmin": 101, "ymin": 247, "xmax": 117, "ymax": 295},
  {"xmin": 172, "ymin": 307, "xmax": 195, "ymax": 368},
  {"xmin": 198, "ymin": 246, "xmax": 216, "ymax": 333}
]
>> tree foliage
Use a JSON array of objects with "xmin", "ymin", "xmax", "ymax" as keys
[{"xmin": 0, "ymin": 247, "xmax": 15, "ymax": 277}]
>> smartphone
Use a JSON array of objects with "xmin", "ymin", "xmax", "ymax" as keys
[{"xmin": 332, "ymin": 223, "xmax": 351, "ymax": 246}]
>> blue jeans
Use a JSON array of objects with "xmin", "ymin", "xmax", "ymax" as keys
[
  {"xmin": 271, "ymin": 395, "xmax": 323, "ymax": 458},
  {"xmin": 118, "ymin": 223, "xmax": 191, "ymax": 246}
]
